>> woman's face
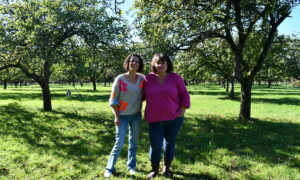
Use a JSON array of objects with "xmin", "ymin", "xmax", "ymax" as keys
[
  {"xmin": 155, "ymin": 60, "xmax": 167, "ymax": 73},
  {"xmin": 128, "ymin": 56, "xmax": 139, "ymax": 71}
]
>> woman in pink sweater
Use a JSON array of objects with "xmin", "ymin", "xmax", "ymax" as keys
[{"xmin": 143, "ymin": 53, "xmax": 190, "ymax": 179}]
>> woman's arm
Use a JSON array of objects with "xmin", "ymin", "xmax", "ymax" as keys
[
  {"xmin": 176, "ymin": 74, "xmax": 191, "ymax": 110},
  {"xmin": 109, "ymin": 76, "xmax": 121, "ymax": 126},
  {"xmin": 111, "ymin": 105, "xmax": 120, "ymax": 126}
]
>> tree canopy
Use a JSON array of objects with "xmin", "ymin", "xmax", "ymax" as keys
[
  {"xmin": 135, "ymin": 0, "xmax": 299, "ymax": 119},
  {"xmin": 0, "ymin": 0, "xmax": 129, "ymax": 110}
]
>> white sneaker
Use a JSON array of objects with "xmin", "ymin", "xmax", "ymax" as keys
[
  {"xmin": 129, "ymin": 168, "xmax": 137, "ymax": 175},
  {"xmin": 104, "ymin": 170, "xmax": 112, "ymax": 178}
]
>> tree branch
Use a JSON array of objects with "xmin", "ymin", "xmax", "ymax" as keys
[
  {"xmin": 0, "ymin": 64, "xmax": 18, "ymax": 71},
  {"xmin": 250, "ymin": 11, "xmax": 291, "ymax": 79}
]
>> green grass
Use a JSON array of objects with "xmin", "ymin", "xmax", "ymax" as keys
[{"xmin": 0, "ymin": 83, "xmax": 299, "ymax": 179}]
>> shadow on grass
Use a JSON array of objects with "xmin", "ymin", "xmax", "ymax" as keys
[
  {"xmin": 173, "ymin": 172, "xmax": 218, "ymax": 180},
  {"xmin": 176, "ymin": 115, "xmax": 300, "ymax": 174},
  {"xmin": 9, "ymin": 88, "xmax": 112, "ymax": 94},
  {"xmin": 189, "ymin": 90, "xmax": 300, "ymax": 96},
  {"xmin": 189, "ymin": 91, "xmax": 230, "ymax": 96},
  {"xmin": 252, "ymin": 85, "xmax": 300, "ymax": 90},
  {"xmin": 253, "ymin": 89, "xmax": 300, "ymax": 93},
  {"xmin": 0, "ymin": 93, "xmax": 42, "ymax": 100},
  {"xmin": 0, "ymin": 103, "xmax": 115, "ymax": 164},
  {"xmin": 52, "ymin": 93, "xmax": 110, "ymax": 102},
  {"xmin": 1, "ymin": 103, "xmax": 299, "ymax": 179},
  {"xmin": 0, "ymin": 92, "xmax": 110, "ymax": 102},
  {"xmin": 252, "ymin": 97, "xmax": 300, "ymax": 105},
  {"xmin": 218, "ymin": 96, "xmax": 300, "ymax": 106}
]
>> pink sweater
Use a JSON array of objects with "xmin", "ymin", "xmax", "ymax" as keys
[{"xmin": 143, "ymin": 72, "xmax": 190, "ymax": 123}]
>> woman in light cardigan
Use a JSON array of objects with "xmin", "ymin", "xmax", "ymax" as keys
[
  {"xmin": 143, "ymin": 53, "xmax": 190, "ymax": 179},
  {"xmin": 104, "ymin": 54, "xmax": 144, "ymax": 178}
]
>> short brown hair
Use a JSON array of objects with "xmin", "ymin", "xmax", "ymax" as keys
[
  {"xmin": 150, "ymin": 53, "xmax": 173, "ymax": 73},
  {"xmin": 123, "ymin": 53, "xmax": 144, "ymax": 72}
]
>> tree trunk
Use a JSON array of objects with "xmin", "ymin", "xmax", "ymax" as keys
[
  {"xmin": 92, "ymin": 79, "xmax": 97, "ymax": 91},
  {"xmin": 184, "ymin": 79, "xmax": 189, "ymax": 86},
  {"xmin": 229, "ymin": 78, "xmax": 235, "ymax": 99},
  {"xmin": 3, "ymin": 80, "xmax": 7, "ymax": 89},
  {"xmin": 13, "ymin": 61, "xmax": 53, "ymax": 111},
  {"xmin": 267, "ymin": 80, "xmax": 272, "ymax": 88},
  {"xmin": 239, "ymin": 79, "xmax": 253, "ymax": 120},
  {"xmin": 40, "ymin": 80, "xmax": 52, "ymax": 111},
  {"xmin": 221, "ymin": 80, "xmax": 225, "ymax": 88},
  {"xmin": 226, "ymin": 79, "xmax": 229, "ymax": 92}
]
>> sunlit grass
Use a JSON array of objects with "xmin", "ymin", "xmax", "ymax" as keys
[{"xmin": 0, "ymin": 83, "xmax": 299, "ymax": 179}]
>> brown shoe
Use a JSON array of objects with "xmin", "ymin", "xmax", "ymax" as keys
[
  {"xmin": 162, "ymin": 157, "xmax": 173, "ymax": 177},
  {"xmin": 147, "ymin": 162, "xmax": 159, "ymax": 179}
]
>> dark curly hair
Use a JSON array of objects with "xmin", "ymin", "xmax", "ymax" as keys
[{"xmin": 123, "ymin": 53, "xmax": 144, "ymax": 72}]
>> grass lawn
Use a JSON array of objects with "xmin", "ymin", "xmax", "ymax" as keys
[{"xmin": 0, "ymin": 83, "xmax": 299, "ymax": 179}]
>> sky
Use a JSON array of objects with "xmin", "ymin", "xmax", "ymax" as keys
[
  {"xmin": 119, "ymin": 1, "xmax": 300, "ymax": 37},
  {"xmin": 278, "ymin": 5, "xmax": 300, "ymax": 36}
]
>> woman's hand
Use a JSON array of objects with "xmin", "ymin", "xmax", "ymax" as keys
[
  {"xmin": 111, "ymin": 105, "xmax": 120, "ymax": 126},
  {"xmin": 179, "ymin": 106, "xmax": 186, "ymax": 117},
  {"xmin": 114, "ymin": 117, "xmax": 121, "ymax": 126}
]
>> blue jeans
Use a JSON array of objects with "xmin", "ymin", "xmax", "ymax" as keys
[
  {"xmin": 105, "ymin": 111, "xmax": 141, "ymax": 172},
  {"xmin": 148, "ymin": 116, "xmax": 184, "ymax": 163}
]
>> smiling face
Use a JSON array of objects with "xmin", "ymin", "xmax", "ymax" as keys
[
  {"xmin": 150, "ymin": 53, "xmax": 173, "ymax": 74},
  {"xmin": 128, "ymin": 56, "xmax": 140, "ymax": 72},
  {"xmin": 123, "ymin": 54, "xmax": 144, "ymax": 72},
  {"xmin": 154, "ymin": 60, "xmax": 167, "ymax": 74}
]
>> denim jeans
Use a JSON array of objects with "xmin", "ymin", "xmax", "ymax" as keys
[
  {"xmin": 148, "ymin": 116, "xmax": 184, "ymax": 163},
  {"xmin": 105, "ymin": 111, "xmax": 141, "ymax": 172}
]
